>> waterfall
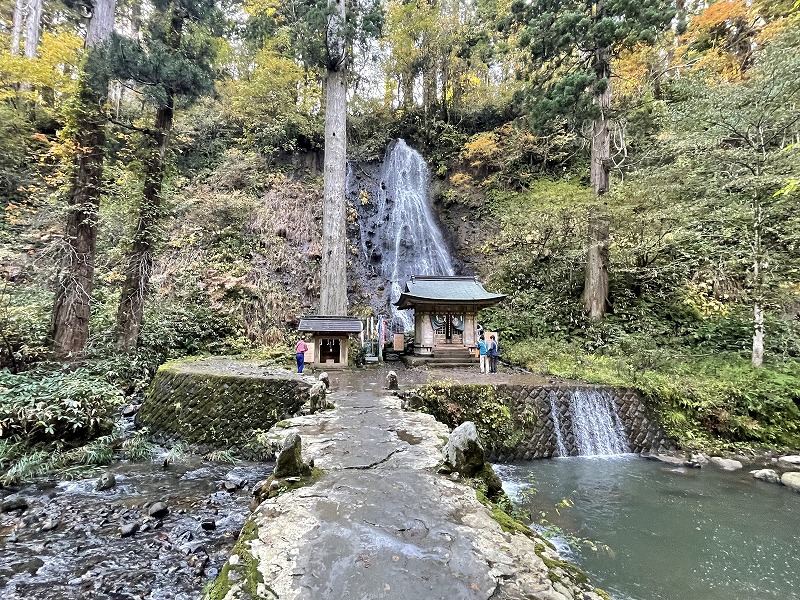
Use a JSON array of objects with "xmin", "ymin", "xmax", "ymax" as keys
[
  {"xmin": 548, "ymin": 390, "xmax": 568, "ymax": 457},
  {"xmin": 349, "ymin": 139, "xmax": 454, "ymax": 330},
  {"xmin": 569, "ymin": 388, "xmax": 631, "ymax": 456}
]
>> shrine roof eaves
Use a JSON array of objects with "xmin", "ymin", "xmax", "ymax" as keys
[{"xmin": 394, "ymin": 276, "xmax": 506, "ymax": 309}]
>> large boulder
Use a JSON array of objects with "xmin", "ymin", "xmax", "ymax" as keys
[
  {"xmin": 709, "ymin": 457, "xmax": 743, "ymax": 471},
  {"xmin": 274, "ymin": 433, "xmax": 311, "ymax": 478},
  {"xmin": 442, "ymin": 421, "xmax": 485, "ymax": 477},
  {"xmin": 777, "ymin": 455, "xmax": 800, "ymax": 469},
  {"xmin": 781, "ymin": 471, "xmax": 800, "ymax": 493},
  {"xmin": 750, "ymin": 468, "xmax": 781, "ymax": 484}
]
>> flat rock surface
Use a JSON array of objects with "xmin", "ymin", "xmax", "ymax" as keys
[{"xmin": 218, "ymin": 368, "xmax": 584, "ymax": 600}]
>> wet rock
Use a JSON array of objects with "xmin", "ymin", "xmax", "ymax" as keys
[
  {"xmin": 386, "ymin": 370, "xmax": 399, "ymax": 390},
  {"xmin": 122, "ymin": 404, "xmax": 139, "ymax": 417},
  {"xmin": 223, "ymin": 481, "xmax": 239, "ymax": 492},
  {"xmin": 40, "ymin": 519, "xmax": 59, "ymax": 532},
  {"xmin": 96, "ymin": 472, "xmax": 117, "ymax": 491},
  {"xmin": 120, "ymin": 522, "xmax": 140, "ymax": 537},
  {"xmin": 274, "ymin": 433, "xmax": 311, "ymax": 478},
  {"xmin": 201, "ymin": 519, "xmax": 216, "ymax": 531},
  {"xmin": 751, "ymin": 468, "xmax": 780, "ymax": 484},
  {"xmin": 402, "ymin": 393, "xmax": 424, "ymax": 410},
  {"xmin": 709, "ymin": 457, "xmax": 743, "ymax": 471},
  {"xmin": 148, "ymin": 502, "xmax": 170, "ymax": 519},
  {"xmin": 319, "ymin": 372, "xmax": 330, "ymax": 389},
  {"xmin": 308, "ymin": 381, "xmax": 330, "ymax": 413},
  {"xmin": 442, "ymin": 421, "xmax": 485, "ymax": 477},
  {"xmin": 1, "ymin": 495, "xmax": 29, "ymax": 513},
  {"xmin": 225, "ymin": 474, "xmax": 247, "ymax": 489},
  {"xmin": 777, "ymin": 455, "xmax": 800, "ymax": 469},
  {"xmin": 781, "ymin": 471, "xmax": 800, "ymax": 492}
]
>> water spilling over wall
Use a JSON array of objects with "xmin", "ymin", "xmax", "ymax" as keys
[
  {"xmin": 347, "ymin": 140, "xmax": 454, "ymax": 330},
  {"xmin": 489, "ymin": 385, "xmax": 675, "ymax": 461}
]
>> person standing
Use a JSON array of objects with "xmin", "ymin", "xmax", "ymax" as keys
[
  {"xmin": 488, "ymin": 334, "xmax": 499, "ymax": 374},
  {"xmin": 477, "ymin": 336, "xmax": 488, "ymax": 374},
  {"xmin": 295, "ymin": 336, "xmax": 309, "ymax": 374}
]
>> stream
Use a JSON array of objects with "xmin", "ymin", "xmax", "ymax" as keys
[
  {"xmin": 498, "ymin": 456, "xmax": 800, "ymax": 600},
  {"xmin": 0, "ymin": 458, "xmax": 271, "ymax": 600}
]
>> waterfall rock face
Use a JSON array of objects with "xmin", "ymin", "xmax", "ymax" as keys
[{"xmin": 348, "ymin": 139, "xmax": 455, "ymax": 329}]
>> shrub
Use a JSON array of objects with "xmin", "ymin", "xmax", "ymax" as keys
[{"xmin": 0, "ymin": 368, "xmax": 123, "ymax": 441}]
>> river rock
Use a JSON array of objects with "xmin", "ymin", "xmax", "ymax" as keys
[
  {"xmin": 386, "ymin": 370, "xmax": 399, "ymax": 390},
  {"xmin": 121, "ymin": 404, "xmax": 139, "ymax": 417},
  {"xmin": 781, "ymin": 471, "xmax": 800, "ymax": 492},
  {"xmin": 96, "ymin": 472, "xmax": 116, "ymax": 491},
  {"xmin": 777, "ymin": 455, "xmax": 800, "ymax": 469},
  {"xmin": 148, "ymin": 502, "xmax": 170, "ymax": 519},
  {"xmin": 40, "ymin": 519, "xmax": 59, "ymax": 532},
  {"xmin": 1, "ymin": 495, "xmax": 28, "ymax": 513},
  {"xmin": 120, "ymin": 522, "xmax": 140, "ymax": 537},
  {"xmin": 709, "ymin": 457, "xmax": 743, "ymax": 471},
  {"xmin": 274, "ymin": 433, "xmax": 311, "ymax": 478},
  {"xmin": 751, "ymin": 468, "xmax": 781, "ymax": 484},
  {"xmin": 442, "ymin": 421, "xmax": 485, "ymax": 477},
  {"xmin": 201, "ymin": 519, "xmax": 216, "ymax": 531},
  {"xmin": 308, "ymin": 382, "xmax": 329, "ymax": 413}
]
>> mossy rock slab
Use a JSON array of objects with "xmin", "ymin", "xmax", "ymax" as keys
[{"xmin": 138, "ymin": 358, "xmax": 312, "ymax": 448}]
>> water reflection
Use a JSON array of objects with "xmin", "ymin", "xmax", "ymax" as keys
[{"xmin": 499, "ymin": 457, "xmax": 800, "ymax": 600}]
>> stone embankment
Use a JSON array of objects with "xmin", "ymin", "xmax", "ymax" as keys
[
  {"xmin": 204, "ymin": 371, "xmax": 605, "ymax": 600},
  {"xmin": 138, "ymin": 358, "xmax": 322, "ymax": 449}
]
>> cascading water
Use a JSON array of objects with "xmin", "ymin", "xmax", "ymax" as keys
[
  {"xmin": 568, "ymin": 388, "xmax": 631, "ymax": 456},
  {"xmin": 548, "ymin": 390, "xmax": 568, "ymax": 457},
  {"xmin": 349, "ymin": 139, "xmax": 454, "ymax": 330}
]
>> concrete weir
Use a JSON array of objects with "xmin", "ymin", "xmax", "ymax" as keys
[{"xmin": 205, "ymin": 369, "xmax": 602, "ymax": 600}]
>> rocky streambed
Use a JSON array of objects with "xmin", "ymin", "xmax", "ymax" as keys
[{"xmin": 0, "ymin": 459, "xmax": 271, "ymax": 600}]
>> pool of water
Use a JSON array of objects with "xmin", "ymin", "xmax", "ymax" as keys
[{"xmin": 497, "ymin": 456, "xmax": 800, "ymax": 600}]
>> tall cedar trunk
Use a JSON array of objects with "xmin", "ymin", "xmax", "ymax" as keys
[
  {"xmin": 11, "ymin": 0, "xmax": 25, "ymax": 55},
  {"xmin": 114, "ymin": 101, "xmax": 174, "ymax": 349},
  {"xmin": 583, "ymin": 2, "xmax": 612, "ymax": 320},
  {"xmin": 24, "ymin": 0, "xmax": 42, "ymax": 59},
  {"xmin": 115, "ymin": 3, "xmax": 182, "ymax": 349},
  {"xmin": 751, "ymin": 197, "xmax": 764, "ymax": 367},
  {"xmin": 320, "ymin": 0, "xmax": 348, "ymax": 316},
  {"xmin": 50, "ymin": 0, "xmax": 117, "ymax": 358}
]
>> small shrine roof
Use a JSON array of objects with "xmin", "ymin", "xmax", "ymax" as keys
[
  {"xmin": 394, "ymin": 276, "xmax": 506, "ymax": 309},
  {"xmin": 298, "ymin": 316, "xmax": 363, "ymax": 334}
]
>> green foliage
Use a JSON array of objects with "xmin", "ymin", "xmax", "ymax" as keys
[
  {"xmin": 0, "ymin": 368, "xmax": 123, "ymax": 441},
  {"xmin": 412, "ymin": 380, "xmax": 536, "ymax": 453},
  {"xmin": 516, "ymin": 0, "xmax": 675, "ymax": 123},
  {"xmin": 506, "ymin": 338, "xmax": 800, "ymax": 450}
]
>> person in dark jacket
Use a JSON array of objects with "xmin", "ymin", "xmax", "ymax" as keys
[{"xmin": 488, "ymin": 334, "xmax": 499, "ymax": 373}]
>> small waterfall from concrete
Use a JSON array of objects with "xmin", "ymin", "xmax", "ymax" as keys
[
  {"xmin": 548, "ymin": 390, "xmax": 568, "ymax": 457},
  {"xmin": 569, "ymin": 388, "xmax": 631, "ymax": 456},
  {"xmin": 350, "ymin": 139, "xmax": 454, "ymax": 330}
]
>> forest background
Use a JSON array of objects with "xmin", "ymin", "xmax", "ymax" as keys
[{"xmin": 0, "ymin": 0, "xmax": 799, "ymax": 482}]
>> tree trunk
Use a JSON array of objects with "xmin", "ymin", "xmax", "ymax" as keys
[
  {"xmin": 11, "ymin": 0, "xmax": 25, "ymax": 55},
  {"xmin": 751, "ymin": 197, "xmax": 764, "ymax": 367},
  {"xmin": 320, "ymin": 0, "xmax": 348, "ymax": 316},
  {"xmin": 50, "ymin": 0, "xmax": 117, "ymax": 358},
  {"xmin": 583, "ymin": 38, "xmax": 612, "ymax": 319},
  {"xmin": 24, "ymin": 0, "xmax": 42, "ymax": 59},
  {"xmin": 114, "ymin": 101, "xmax": 174, "ymax": 350}
]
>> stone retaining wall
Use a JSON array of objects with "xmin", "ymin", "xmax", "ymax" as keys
[
  {"xmin": 137, "ymin": 358, "xmax": 312, "ymax": 448},
  {"xmin": 489, "ymin": 385, "xmax": 676, "ymax": 461}
]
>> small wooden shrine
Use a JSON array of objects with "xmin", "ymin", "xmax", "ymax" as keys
[
  {"xmin": 394, "ymin": 276, "xmax": 505, "ymax": 356},
  {"xmin": 298, "ymin": 316, "xmax": 363, "ymax": 368}
]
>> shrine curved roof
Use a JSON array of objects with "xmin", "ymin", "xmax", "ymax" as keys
[
  {"xmin": 394, "ymin": 276, "xmax": 506, "ymax": 310},
  {"xmin": 298, "ymin": 316, "xmax": 363, "ymax": 333}
]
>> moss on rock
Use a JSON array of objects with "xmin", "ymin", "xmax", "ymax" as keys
[{"xmin": 137, "ymin": 358, "xmax": 311, "ymax": 448}]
